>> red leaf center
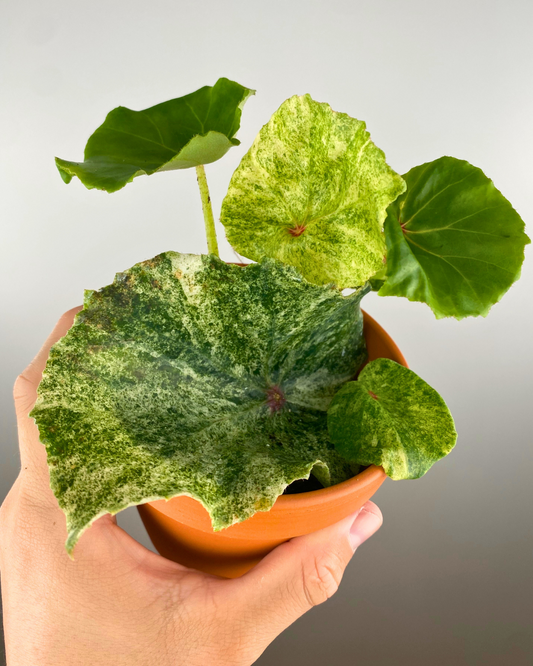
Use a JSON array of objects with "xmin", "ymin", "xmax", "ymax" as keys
[
  {"xmin": 266, "ymin": 386, "xmax": 286, "ymax": 413},
  {"xmin": 288, "ymin": 224, "xmax": 306, "ymax": 237}
]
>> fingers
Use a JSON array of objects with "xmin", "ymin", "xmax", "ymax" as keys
[
  {"xmin": 13, "ymin": 307, "xmax": 81, "ymax": 497},
  {"xmin": 14, "ymin": 307, "xmax": 82, "ymax": 417},
  {"xmin": 228, "ymin": 501, "xmax": 383, "ymax": 645}
]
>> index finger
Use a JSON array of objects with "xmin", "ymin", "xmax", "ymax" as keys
[
  {"xmin": 14, "ymin": 307, "xmax": 82, "ymax": 473},
  {"xmin": 14, "ymin": 306, "xmax": 83, "ymax": 419}
]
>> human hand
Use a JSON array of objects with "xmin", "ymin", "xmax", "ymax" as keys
[{"xmin": 0, "ymin": 308, "xmax": 383, "ymax": 666}]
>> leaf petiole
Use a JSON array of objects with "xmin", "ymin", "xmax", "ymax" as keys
[{"xmin": 196, "ymin": 164, "xmax": 219, "ymax": 257}]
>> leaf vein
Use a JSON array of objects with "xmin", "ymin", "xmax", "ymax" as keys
[
  {"xmin": 405, "ymin": 236, "xmax": 482, "ymax": 301},
  {"xmin": 402, "ymin": 172, "xmax": 476, "ymax": 228},
  {"xmin": 185, "ymin": 101, "xmax": 205, "ymax": 133},
  {"xmin": 105, "ymin": 127, "xmax": 176, "ymax": 154},
  {"xmin": 404, "ymin": 206, "xmax": 505, "ymax": 234},
  {"xmin": 140, "ymin": 112, "xmax": 166, "ymax": 144}
]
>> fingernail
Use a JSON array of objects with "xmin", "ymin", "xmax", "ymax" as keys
[{"xmin": 349, "ymin": 503, "xmax": 383, "ymax": 552}]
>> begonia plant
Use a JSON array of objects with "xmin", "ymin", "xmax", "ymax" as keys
[{"xmin": 31, "ymin": 78, "xmax": 529, "ymax": 554}]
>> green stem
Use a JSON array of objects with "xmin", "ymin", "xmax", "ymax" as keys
[{"xmin": 195, "ymin": 164, "xmax": 219, "ymax": 257}]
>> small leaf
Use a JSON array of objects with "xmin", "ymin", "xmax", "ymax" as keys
[
  {"xmin": 55, "ymin": 78, "xmax": 254, "ymax": 193},
  {"xmin": 220, "ymin": 95, "xmax": 406, "ymax": 289},
  {"xmin": 327, "ymin": 358, "xmax": 457, "ymax": 480},
  {"xmin": 31, "ymin": 253, "xmax": 368, "ymax": 553},
  {"xmin": 378, "ymin": 157, "xmax": 530, "ymax": 318}
]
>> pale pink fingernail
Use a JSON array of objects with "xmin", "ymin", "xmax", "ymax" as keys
[{"xmin": 349, "ymin": 503, "xmax": 383, "ymax": 551}]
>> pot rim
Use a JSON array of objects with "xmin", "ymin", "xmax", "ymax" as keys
[
  {"xmin": 273, "ymin": 463, "xmax": 386, "ymax": 509},
  {"xmin": 143, "ymin": 463, "xmax": 388, "ymax": 541}
]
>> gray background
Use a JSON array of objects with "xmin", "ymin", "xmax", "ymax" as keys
[{"xmin": 1, "ymin": 1, "xmax": 532, "ymax": 664}]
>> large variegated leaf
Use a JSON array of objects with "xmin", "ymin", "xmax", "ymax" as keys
[
  {"xmin": 327, "ymin": 359, "xmax": 457, "ymax": 480},
  {"xmin": 220, "ymin": 95, "xmax": 406, "ymax": 289},
  {"xmin": 31, "ymin": 253, "xmax": 367, "ymax": 554},
  {"xmin": 55, "ymin": 78, "xmax": 254, "ymax": 193},
  {"xmin": 378, "ymin": 157, "xmax": 530, "ymax": 318}
]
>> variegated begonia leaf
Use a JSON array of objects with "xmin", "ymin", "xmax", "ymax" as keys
[
  {"xmin": 327, "ymin": 358, "xmax": 457, "ymax": 480},
  {"xmin": 31, "ymin": 253, "xmax": 367, "ymax": 554},
  {"xmin": 378, "ymin": 157, "xmax": 530, "ymax": 318},
  {"xmin": 220, "ymin": 94, "xmax": 406, "ymax": 289},
  {"xmin": 55, "ymin": 78, "xmax": 254, "ymax": 193}
]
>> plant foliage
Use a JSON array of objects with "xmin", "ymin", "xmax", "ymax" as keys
[
  {"xmin": 37, "ymin": 83, "xmax": 530, "ymax": 553},
  {"xmin": 31, "ymin": 253, "xmax": 367, "ymax": 553},
  {"xmin": 327, "ymin": 359, "xmax": 457, "ymax": 479},
  {"xmin": 55, "ymin": 78, "xmax": 254, "ymax": 192},
  {"xmin": 378, "ymin": 157, "xmax": 530, "ymax": 318},
  {"xmin": 221, "ymin": 94, "xmax": 406, "ymax": 289}
]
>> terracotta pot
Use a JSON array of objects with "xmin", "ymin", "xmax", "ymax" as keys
[{"xmin": 138, "ymin": 311, "xmax": 407, "ymax": 578}]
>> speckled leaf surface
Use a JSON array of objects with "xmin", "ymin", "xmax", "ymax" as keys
[
  {"xmin": 379, "ymin": 157, "xmax": 530, "ymax": 318},
  {"xmin": 55, "ymin": 78, "xmax": 254, "ymax": 192},
  {"xmin": 31, "ymin": 253, "xmax": 367, "ymax": 553},
  {"xmin": 327, "ymin": 359, "xmax": 457, "ymax": 480},
  {"xmin": 220, "ymin": 95, "xmax": 406, "ymax": 289}
]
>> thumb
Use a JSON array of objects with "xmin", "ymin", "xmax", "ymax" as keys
[{"xmin": 231, "ymin": 501, "xmax": 383, "ymax": 641}]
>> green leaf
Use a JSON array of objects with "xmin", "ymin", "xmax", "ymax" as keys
[
  {"xmin": 55, "ymin": 78, "xmax": 255, "ymax": 193},
  {"xmin": 327, "ymin": 359, "xmax": 457, "ymax": 480},
  {"xmin": 220, "ymin": 94, "xmax": 406, "ymax": 289},
  {"xmin": 378, "ymin": 157, "xmax": 530, "ymax": 318},
  {"xmin": 368, "ymin": 266, "xmax": 387, "ymax": 292},
  {"xmin": 31, "ymin": 253, "xmax": 368, "ymax": 553}
]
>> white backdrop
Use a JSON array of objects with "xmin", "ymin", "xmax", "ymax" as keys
[{"xmin": 1, "ymin": 1, "xmax": 532, "ymax": 664}]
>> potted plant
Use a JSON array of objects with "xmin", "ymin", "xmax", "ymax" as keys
[{"xmin": 30, "ymin": 78, "xmax": 529, "ymax": 578}]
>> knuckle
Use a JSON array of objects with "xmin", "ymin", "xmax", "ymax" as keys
[
  {"xmin": 13, "ymin": 374, "xmax": 36, "ymax": 415},
  {"xmin": 301, "ymin": 550, "xmax": 345, "ymax": 607},
  {"xmin": 0, "ymin": 477, "xmax": 21, "ymax": 525},
  {"xmin": 16, "ymin": 474, "xmax": 59, "ymax": 521},
  {"xmin": 0, "ymin": 479, "xmax": 22, "ymax": 561},
  {"xmin": 13, "ymin": 373, "xmax": 31, "ymax": 401},
  {"xmin": 0, "ymin": 488, "xmax": 62, "ymax": 568},
  {"xmin": 0, "ymin": 493, "xmax": 12, "ymax": 533}
]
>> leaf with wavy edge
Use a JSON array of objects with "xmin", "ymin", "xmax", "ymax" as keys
[
  {"xmin": 30, "ymin": 253, "xmax": 367, "ymax": 554},
  {"xmin": 55, "ymin": 78, "xmax": 254, "ymax": 193},
  {"xmin": 327, "ymin": 359, "xmax": 457, "ymax": 480},
  {"xmin": 220, "ymin": 95, "xmax": 406, "ymax": 289},
  {"xmin": 378, "ymin": 157, "xmax": 530, "ymax": 318}
]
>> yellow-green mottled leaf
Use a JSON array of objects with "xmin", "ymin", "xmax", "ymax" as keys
[
  {"xmin": 55, "ymin": 78, "xmax": 254, "ymax": 193},
  {"xmin": 220, "ymin": 94, "xmax": 406, "ymax": 289},
  {"xmin": 327, "ymin": 359, "xmax": 457, "ymax": 479},
  {"xmin": 31, "ymin": 253, "xmax": 367, "ymax": 554}
]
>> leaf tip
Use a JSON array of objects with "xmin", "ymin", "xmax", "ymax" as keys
[
  {"xmin": 55, "ymin": 158, "xmax": 73, "ymax": 184},
  {"xmin": 65, "ymin": 529, "xmax": 80, "ymax": 559}
]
